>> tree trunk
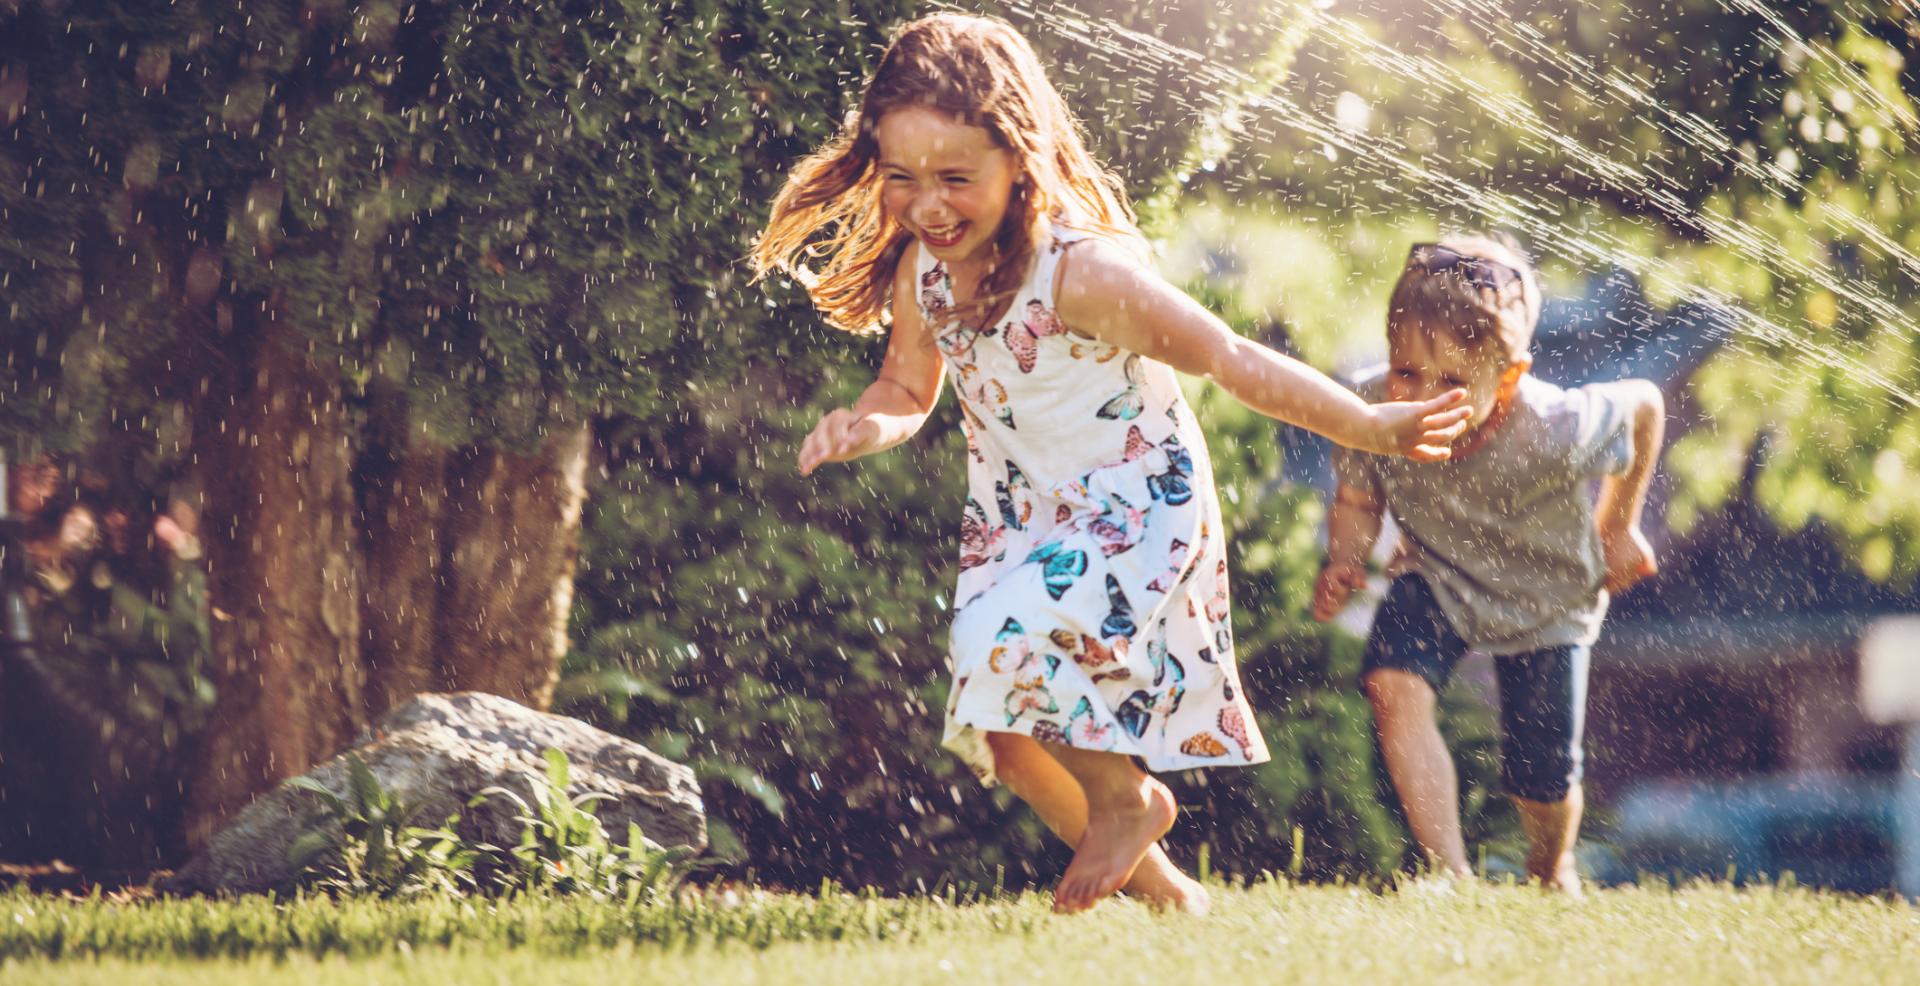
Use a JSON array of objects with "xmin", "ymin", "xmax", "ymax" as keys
[
  {"xmin": 184, "ymin": 324, "xmax": 365, "ymax": 850},
  {"xmin": 359, "ymin": 410, "xmax": 450, "ymax": 717},
  {"xmin": 435, "ymin": 422, "xmax": 591, "ymax": 708},
  {"xmin": 183, "ymin": 330, "xmax": 589, "ymax": 849},
  {"xmin": 358, "ymin": 417, "xmax": 592, "ymax": 716}
]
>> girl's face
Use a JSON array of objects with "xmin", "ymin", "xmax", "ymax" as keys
[{"xmin": 874, "ymin": 106, "xmax": 1019, "ymax": 268}]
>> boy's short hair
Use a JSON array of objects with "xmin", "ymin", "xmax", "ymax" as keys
[{"xmin": 1386, "ymin": 234, "xmax": 1541, "ymax": 364}]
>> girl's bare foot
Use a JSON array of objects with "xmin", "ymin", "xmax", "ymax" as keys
[
  {"xmin": 1123, "ymin": 853, "xmax": 1211, "ymax": 915},
  {"xmin": 1054, "ymin": 776, "xmax": 1177, "ymax": 913}
]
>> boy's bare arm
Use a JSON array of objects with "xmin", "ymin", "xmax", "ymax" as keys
[
  {"xmin": 1595, "ymin": 380, "xmax": 1665, "ymax": 532},
  {"xmin": 1314, "ymin": 481, "xmax": 1386, "ymax": 621},
  {"xmin": 1594, "ymin": 379, "xmax": 1666, "ymax": 592}
]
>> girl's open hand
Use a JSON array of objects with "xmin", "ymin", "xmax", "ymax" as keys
[
  {"xmin": 1363, "ymin": 389, "xmax": 1473, "ymax": 461},
  {"xmin": 798, "ymin": 408, "xmax": 883, "ymax": 476}
]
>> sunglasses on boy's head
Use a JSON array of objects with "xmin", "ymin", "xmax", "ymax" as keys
[{"xmin": 1407, "ymin": 243, "xmax": 1525, "ymax": 294}]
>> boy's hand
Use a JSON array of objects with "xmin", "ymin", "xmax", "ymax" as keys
[
  {"xmin": 1312, "ymin": 558, "xmax": 1371, "ymax": 622},
  {"xmin": 798, "ymin": 409, "xmax": 883, "ymax": 476},
  {"xmin": 1364, "ymin": 390, "xmax": 1473, "ymax": 462},
  {"xmin": 1600, "ymin": 523, "xmax": 1658, "ymax": 593}
]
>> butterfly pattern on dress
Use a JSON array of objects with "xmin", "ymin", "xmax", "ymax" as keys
[
  {"xmin": 1084, "ymin": 491, "xmax": 1146, "ymax": 558},
  {"xmin": 1147, "ymin": 440, "xmax": 1194, "ymax": 506},
  {"xmin": 1024, "ymin": 541, "xmax": 1089, "ymax": 601},
  {"xmin": 1218, "ymin": 705, "xmax": 1253, "ymax": 758},
  {"xmin": 1065, "ymin": 695, "xmax": 1117, "ymax": 748},
  {"xmin": 1005, "ymin": 671, "xmax": 1060, "ymax": 726},
  {"xmin": 1204, "ymin": 559, "xmax": 1233, "ymax": 654},
  {"xmin": 1145, "ymin": 539, "xmax": 1191, "ymax": 594},
  {"xmin": 987, "ymin": 617, "xmax": 1035, "ymax": 675},
  {"xmin": 1178, "ymin": 732, "xmax": 1230, "ymax": 757},
  {"xmin": 1003, "ymin": 297, "xmax": 1072, "ymax": 373},
  {"xmin": 1097, "ymin": 354, "xmax": 1146, "ymax": 420},
  {"xmin": 956, "ymin": 363, "xmax": 1015, "ymax": 430},
  {"xmin": 994, "ymin": 460, "xmax": 1034, "ymax": 532},
  {"xmin": 960, "ymin": 497, "xmax": 1007, "ymax": 572},
  {"xmin": 1071, "ymin": 338, "xmax": 1123, "ymax": 363},
  {"xmin": 1050, "ymin": 628, "xmax": 1131, "ymax": 683},
  {"xmin": 1098, "ymin": 574, "xmax": 1136, "ymax": 640}
]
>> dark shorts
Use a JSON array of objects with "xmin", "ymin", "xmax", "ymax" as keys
[{"xmin": 1362, "ymin": 574, "xmax": 1590, "ymax": 803}]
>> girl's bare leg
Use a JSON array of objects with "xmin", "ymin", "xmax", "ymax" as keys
[
  {"xmin": 1035, "ymin": 741, "xmax": 1178, "ymax": 913},
  {"xmin": 985, "ymin": 731, "xmax": 1208, "ymax": 913}
]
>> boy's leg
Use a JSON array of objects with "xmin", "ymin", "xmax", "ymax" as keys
[
  {"xmin": 1036, "ymin": 741, "xmax": 1177, "ymax": 913},
  {"xmin": 1366, "ymin": 669, "xmax": 1472, "ymax": 877},
  {"xmin": 984, "ymin": 731, "xmax": 1207, "ymax": 912},
  {"xmin": 1497, "ymin": 643, "xmax": 1591, "ymax": 893},
  {"xmin": 1513, "ymin": 785, "xmax": 1583, "ymax": 891},
  {"xmin": 1362, "ymin": 576, "xmax": 1472, "ymax": 877}
]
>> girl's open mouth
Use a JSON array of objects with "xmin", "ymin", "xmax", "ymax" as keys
[{"xmin": 922, "ymin": 222, "xmax": 968, "ymax": 248}]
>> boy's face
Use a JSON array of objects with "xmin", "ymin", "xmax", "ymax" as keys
[
  {"xmin": 874, "ymin": 106, "xmax": 1019, "ymax": 269},
  {"xmin": 1386, "ymin": 328, "xmax": 1518, "ymax": 428}
]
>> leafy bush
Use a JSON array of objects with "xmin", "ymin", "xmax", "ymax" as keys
[
  {"xmin": 287, "ymin": 754, "xmax": 479, "ymax": 899},
  {"xmin": 288, "ymin": 748, "xmax": 692, "ymax": 902},
  {"xmin": 476, "ymin": 748, "xmax": 696, "ymax": 903}
]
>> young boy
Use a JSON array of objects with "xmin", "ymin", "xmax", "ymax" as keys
[{"xmin": 1313, "ymin": 236, "xmax": 1666, "ymax": 893}]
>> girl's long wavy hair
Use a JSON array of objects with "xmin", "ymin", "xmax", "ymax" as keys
[{"xmin": 751, "ymin": 12, "xmax": 1144, "ymax": 335}]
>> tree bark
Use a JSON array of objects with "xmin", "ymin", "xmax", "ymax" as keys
[
  {"xmin": 435, "ymin": 422, "xmax": 591, "ymax": 709},
  {"xmin": 359, "ymin": 409, "xmax": 451, "ymax": 717},
  {"xmin": 182, "ymin": 331, "xmax": 590, "ymax": 849},
  {"xmin": 184, "ymin": 324, "xmax": 365, "ymax": 850}
]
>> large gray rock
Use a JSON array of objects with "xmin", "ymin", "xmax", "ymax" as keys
[{"xmin": 162, "ymin": 691, "xmax": 705, "ymax": 896}]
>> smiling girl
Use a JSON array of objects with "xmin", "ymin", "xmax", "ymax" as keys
[{"xmin": 751, "ymin": 12, "xmax": 1472, "ymax": 914}]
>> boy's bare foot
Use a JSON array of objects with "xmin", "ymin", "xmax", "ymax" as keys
[
  {"xmin": 1054, "ymin": 777, "xmax": 1177, "ymax": 913},
  {"xmin": 1531, "ymin": 854, "xmax": 1584, "ymax": 898},
  {"xmin": 1122, "ymin": 849, "xmax": 1212, "ymax": 915}
]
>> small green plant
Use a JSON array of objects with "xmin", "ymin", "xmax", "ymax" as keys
[
  {"xmin": 475, "ymin": 747, "xmax": 694, "ymax": 903},
  {"xmin": 286, "ymin": 753, "xmax": 479, "ymax": 898}
]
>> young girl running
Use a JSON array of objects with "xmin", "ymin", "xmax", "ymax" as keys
[{"xmin": 752, "ymin": 12, "xmax": 1471, "ymax": 914}]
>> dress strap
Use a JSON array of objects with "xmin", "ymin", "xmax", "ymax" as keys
[{"xmin": 1029, "ymin": 222, "xmax": 1091, "ymax": 314}]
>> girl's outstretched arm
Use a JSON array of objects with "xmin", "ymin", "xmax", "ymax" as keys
[
  {"xmin": 1054, "ymin": 239, "xmax": 1472, "ymax": 461},
  {"xmin": 798, "ymin": 245, "xmax": 946, "ymax": 476}
]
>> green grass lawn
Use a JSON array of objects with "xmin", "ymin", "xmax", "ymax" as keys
[{"xmin": 3, "ymin": 879, "xmax": 1915, "ymax": 984}]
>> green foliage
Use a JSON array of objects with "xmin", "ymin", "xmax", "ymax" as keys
[
  {"xmin": 473, "ymin": 748, "xmax": 695, "ymax": 903},
  {"xmin": 287, "ymin": 748, "xmax": 692, "ymax": 903},
  {"xmin": 286, "ymin": 754, "xmax": 480, "ymax": 899}
]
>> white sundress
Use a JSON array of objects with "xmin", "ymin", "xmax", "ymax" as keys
[{"xmin": 923, "ymin": 223, "xmax": 1271, "ymax": 784}]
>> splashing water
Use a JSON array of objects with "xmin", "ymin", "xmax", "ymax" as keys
[{"xmin": 973, "ymin": 0, "xmax": 1920, "ymax": 409}]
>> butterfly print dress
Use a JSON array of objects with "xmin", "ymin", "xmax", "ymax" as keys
[{"xmin": 925, "ymin": 225, "xmax": 1270, "ymax": 783}]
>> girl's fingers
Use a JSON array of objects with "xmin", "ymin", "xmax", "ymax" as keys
[
  {"xmin": 1422, "ymin": 419, "xmax": 1469, "ymax": 445},
  {"xmin": 1421, "ymin": 405, "xmax": 1474, "ymax": 429},
  {"xmin": 1423, "ymin": 388, "xmax": 1470, "ymax": 413}
]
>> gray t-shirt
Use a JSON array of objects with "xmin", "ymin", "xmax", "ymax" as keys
[{"xmin": 1332, "ymin": 373, "xmax": 1634, "ymax": 655}]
